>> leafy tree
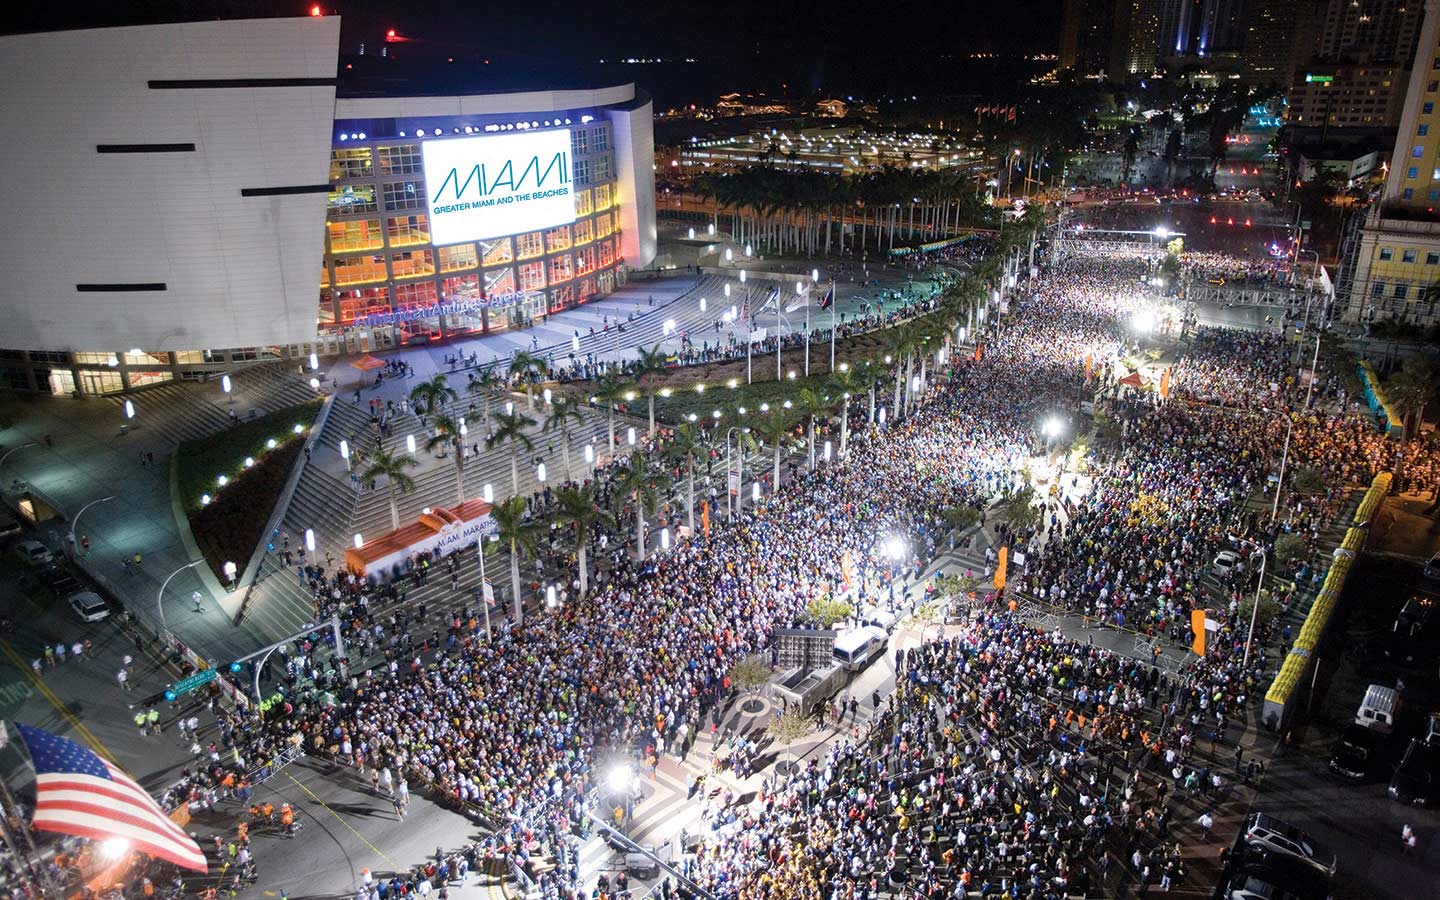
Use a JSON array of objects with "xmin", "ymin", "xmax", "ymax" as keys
[
  {"xmin": 828, "ymin": 367, "xmax": 866, "ymax": 456},
  {"xmin": 631, "ymin": 343, "xmax": 670, "ymax": 435},
  {"xmin": 795, "ymin": 387, "xmax": 832, "ymax": 468},
  {"xmin": 592, "ymin": 372, "xmax": 631, "ymax": 456},
  {"xmin": 1290, "ymin": 466, "xmax": 1326, "ymax": 495},
  {"xmin": 1239, "ymin": 588, "xmax": 1284, "ymax": 633},
  {"xmin": 806, "ymin": 596, "xmax": 854, "ymax": 628},
  {"xmin": 468, "ymin": 367, "xmax": 504, "ymax": 434},
  {"xmin": 508, "ymin": 350, "xmax": 547, "ymax": 411},
  {"xmin": 662, "ymin": 422, "xmax": 708, "ymax": 536},
  {"xmin": 360, "ymin": 447, "xmax": 418, "ymax": 530},
  {"xmin": 729, "ymin": 655, "xmax": 771, "ymax": 694},
  {"xmin": 1273, "ymin": 533, "xmax": 1308, "ymax": 566},
  {"xmin": 1000, "ymin": 486, "xmax": 1041, "ymax": 531},
  {"xmin": 766, "ymin": 711, "xmax": 815, "ymax": 771},
  {"xmin": 942, "ymin": 505, "xmax": 981, "ymax": 533},
  {"xmin": 752, "ymin": 409, "xmax": 799, "ymax": 494}
]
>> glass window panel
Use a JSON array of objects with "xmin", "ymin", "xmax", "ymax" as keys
[
  {"xmin": 334, "ymin": 287, "xmax": 390, "ymax": 324},
  {"xmin": 574, "ymin": 245, "xmax": 596, "ymax": 275},
  {"xmin": 441, "ymin": 274, "xmax": 481, "ymax": 300},
  {"xmin": 574, "ymin": 188, "xmax": 592, "ymax": 217},
  {"xmin": 394, "ymin": 281, "xmax": 437, "ymax": 306},
  {"xmin": 333, "ymin": 255, "xmax": 388, "ymax": 286},
  {"xmin": 484, "ymin": 267, "xmax": 516, "ymax": 296},
  {"xmin": 329, "ymin": 148, "xmax": 373, "ymax": 180},
  {"xmin": 327, "ymin": 185, "xmax": 377, "ymax": 214},
  {"xmin": 391, "ymin": 250, "xmax": 435, "ymax": 279},
  {"xmin": 517, "ymin": 261, "xmax": 547, "ymax": 291},
  {"xmin": 549, "ymin": 253, "xmax": 573, "ymax": 284},
  {"xmin": 516, "ymin": 232, "xmax": 544, "ymax": 260},
  {"xmin": 545, "ymin": 225, "xmax": 572, "ymax": 253},
  {"xmin": 481, "ymin": 237, "xmax": 514, "ymax": 267},
  {"xmin": 438, "ymin": 243, "xmax": 478, "ymax": 273},
  {"xmin": 593, "ymin": 184, "xmax": 612, "ymax": 210},
  {"xmin": 573, "ymin": 218, "xmax": 593, "ymax": 246},
  {"xmin": 328, "ymin": 219, "xmax": 384, "ymax": 253},
  {"xmin": 376, "ymin": 144, "xmax": 422, "ymax": 176},
  {"xmin": 387, "ymin": 214, "xmax": 431, "ymax": 247},
  {"xmin": 383, "ymin": 181, "xmax": 423, "ymax": 211}
]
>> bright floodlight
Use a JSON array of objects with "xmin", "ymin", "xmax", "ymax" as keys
[
  {"xmin": 101, "ymin": 838, "xmax": 129, "ymax": 860},
  {"xmin": 1043, "ymin": 416, "xmax": 1063, "ymax": 438},
  {"xmin": 608, "ymin": 764, "xmax": 633, "ymax": 793},
  {"xmin": 627, "ymin": 427, "xmax": 637, "ymax": 445},
  {"xmin": 482, "ymin": 483, "xmax": 494, "ymax": 503},
  {"xmin": 811, "ymin": 268, "xmax": 820, "ymax": 282},
  {"xmin": 354, "ymin": 533, "xmax": 363, "ymax": 549},
  {"xmin": 1153, "ymin": 226, "xmax": 1169, "ymax": 238},
  {"xmin": 305, "ymin": 529, "xmax": 316, "ymax": 552},
  {"xmin": 885, "ymin": 536, "xmax": 907, "ymax": 560},
  {"xmin": 1132, "ymin": 310, "xmax": 1157, "ymax": 334},
  {"xmin": 406, "ymin": 434, "xmax": 417, "ymax": 453}
]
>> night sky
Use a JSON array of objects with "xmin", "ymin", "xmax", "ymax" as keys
[{"xmin": 5, "ymin": 0, "xmax": 1061, "ymax": 104}]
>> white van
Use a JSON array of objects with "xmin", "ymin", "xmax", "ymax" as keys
[
  {"xmin": 1357, "ymin": 683, "xmax": 1401, "ymax": 733},
  {"xmin": 833, "ymin": 627, "xmax": 888, "ymax": 672}
]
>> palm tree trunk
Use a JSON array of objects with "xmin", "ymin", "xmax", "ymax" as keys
[
  {"xmin": 868, "ymin": 386, "xmax": 876, "ymax": 425},
  {"xmin": 455, "ymin": 453, "xmax": 466, "ymax": 505},
  {"xmin": 635, "ymin": 506, "xmax": 646, "ymax": 558},
  {"xmin": 841, "ymin": 397, "xmax": 851, "ymax": 456},
  {"xmin": 648, "ymin": 395, "xmax": 656, "ymax": 435},
  {"xmin": 388, "ymin": 486, "xmax": 400, "ymax": 530},
  {"xmin": 772, "ymin": 444, "xmax": 781, "ymax": 491},
  {"xmin": 807, "ymin": 419, "xmax": 816, "ymax": 469},
  {"xmin": 577, "ymin": 542, "xmax": 589, "ymax": 597},
  {"xmin": 510, "ymin": 447, "xmax": 520, "ymax": 496},
  {"xmin": 562, "ymin": 432, "xmax": 572, "ymax": 483},
  {"xmin": 608, "ymin": 407, "xmax": 616, "ymax": 455},
  {"xmin": 508, "ymin": 544, "xmax": 523, "ymax": 623},
  {"xmin": 893, "ymin": 369, "xmax": 903, "ymax": 420}
]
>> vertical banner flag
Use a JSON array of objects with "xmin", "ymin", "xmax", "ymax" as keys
[
  {"xmin": 841, "ymin": 549, "xmax": 856, "ymax": 592},
  {"xmin": 993, "ymin": 546, "xmax": 1008, "ymax": 590},
  {"xmin": 1084, "ymin": 354, "xmax": 1093, "ymax": 379},
  {"xmin": 701, "ymin": 501, "xmax": 710, "ymax": 537},
  {"xmin": 974, "ymin": 344, "xmax": 983, "ymax": 363},
  {"xmin": 1190, "ymin": 609, "xmax": 1207, "ymax": 656},
  {"xmin": 1159, "ymin": 367, "xmax": 1172, "ymax": 399}
]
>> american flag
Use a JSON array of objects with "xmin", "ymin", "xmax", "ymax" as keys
[
  {"xmin": 739, "ymin": 287, "xmax": 749, "ymax": 328},
  {"xmin": 819, "ymin": 286, "xmax": 835, "ymax": 310},
  {"xmin": 14, "ymin": 723, "xmax": 208, "ymax": 872}
]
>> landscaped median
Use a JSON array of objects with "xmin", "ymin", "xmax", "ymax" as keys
[
  {"xmin": 177, "ymin": 399, "xmax": 322, "ymax": 585},
  {"xmin": 1262, "ymin": 471, "xmax": 1391, "ymax": 732}
]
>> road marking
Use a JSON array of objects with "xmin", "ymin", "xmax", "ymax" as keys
[
  {"xmin": 0, "ymin": 639, "xmax": 117, "ymax": 764},
  {"xmin": 282, "ymin": 771, "xmax": 396, "ymax": 867}
]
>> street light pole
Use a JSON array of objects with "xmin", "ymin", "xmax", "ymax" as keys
[
  {"xmin": 68, "ymin": 496, "xmax": 115, "ymax": 557},
  {"xmin": 1243, "ymin": 548, "xmax": 1268, "ymax": 671},
  {"xmin": 1271, "ymin": 416, "xmax": 1294, "ymax": 524},
  {"xmin": 157, "ymin": 560, "xmax": 203, "ymax": 630}
]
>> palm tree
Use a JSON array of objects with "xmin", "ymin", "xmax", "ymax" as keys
[
  {"xmin": 632, "ymin": 343, "xmax": 670, "ymax": 435},
  {"xmin": 554, "ymin": 483, "xmax": 614, "ymax": 597},
  {"xmin": 490, "ymin": 496, "xmax": 541, "ymax": 623},
  {"xmin": 662, "ymin": 422, "xmax": 708, "ymax": 536},
  {"xmin": 508, "ymin": 350, "xmax": 546, "ymax": 411},
  {"xmin": 409, "ymin": 373, "xmax": 457, "ymax": 417},
  {"xmin": 469, "ymin": 367, "xmax": 504, "ymax": 433},
  {"xmin": 486, "ymin": 410, "xmax": 537, "ymax": 497},
  {"xmin": 883, "ymin": 325, "xmax": 916, "ymax": 421},
  {"xmin": 426, "ymin": 413, "xmax": 468, "ymax": 505},
  {"xmin": 612, "ymin": 451, "xmax": 671, "ymax": 559},
  {"xmin": 828, "ymin": 367, "xmax": 866, "ymax": 457},
  {"xmin": 752, "ymin": 409, "xmax": 799, "ymax": 493},
  {"xmin": 795, "ymin": 387, "xmax": 831, "ymax": 468},
  {"xmin": 360, "ymin": 447, "xmax": 419, "ymax": 530},
  {"xmin": 592, "ymin": 372, "xmax": 630, "ymax": 457},
  {"xmin": 543, "ymin": 396, "xmax": 587, "ymax": 483}
]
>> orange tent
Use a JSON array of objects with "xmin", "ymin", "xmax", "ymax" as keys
[
  {"xmin": 1118, "ymin": 371, "xmax": 1149, "ymax": 389},
  {"xmin": 351, "ymin": 354, "xmax": 386, "ymax": 370}
]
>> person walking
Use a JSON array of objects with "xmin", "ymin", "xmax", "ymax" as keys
[
  {"xmin": 117, "ymin": 668, "xmax": 130, "ymax": 692},
  {"xmin": 1197, "ymin": 811, "xmax": 1214, "ymax": 841}
]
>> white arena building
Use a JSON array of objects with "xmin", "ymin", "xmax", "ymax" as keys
[{"xmin": 0, "ymin": 16, "xmax": 657, "ymax": 395}]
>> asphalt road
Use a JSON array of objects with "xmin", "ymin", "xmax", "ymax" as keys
[{"xmin": 1249, "ymin": 553, "xmax": 1440, "ymax": 900}]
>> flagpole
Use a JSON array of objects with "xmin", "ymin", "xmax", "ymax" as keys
[
  {"xmin": 804, "ymin": 295, "xmax": 811, "ymax": 378},
  {"xmin": 829, "ymin": 280, "xmax": 837, "ymax": 373}
]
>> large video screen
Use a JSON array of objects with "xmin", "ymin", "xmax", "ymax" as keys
[{"xmin": 422, "ymin": 130, "xmax": 575, "ymax": 246}]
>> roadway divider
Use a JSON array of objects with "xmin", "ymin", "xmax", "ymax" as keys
[
  {"xmin": 1263, "ymin": 471, "xmax": 1391, "ymax": 732},
  {"xmin": 1357, "ymin": 361, "xmax": 1403, "ymax": 438}
]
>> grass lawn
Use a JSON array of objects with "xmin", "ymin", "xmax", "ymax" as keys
[{"xmin": 178, "ymin": 399, "xmax": 322, "ymax": 582}]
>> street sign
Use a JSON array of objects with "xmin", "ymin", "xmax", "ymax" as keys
[
  {"xmin": 482, "ymin": 579, "xmax": 495, "ymax": 605},
  {"xmin": 168, "ymin": 668, "xmax": 216, "ymax": 700}
]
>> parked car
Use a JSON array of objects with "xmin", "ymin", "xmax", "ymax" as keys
[
  {"xmin": 1234, "ymin": 850, "xmax": 1333, "ymax": 899},
  {"xmin": 66, "ymin": 591, "xmax": 110, "ymax": 623},
  {"xmin": 1388, "ymin": 739, "xmax": 1440, "ymax": 807},
  {"xmin": 1387, "ymin": 592, "xmax": 1440, "ymax": 665},
  {"xmin": 1356, "ymin": 683, "xmax": 1401, "ymax": 734},
  {"xmin": 1328, "ymin": 724, "xmax": 1383, "ymax": 781},
  {"xmin": 12, "ymin": 540, "xmax": 53, "ymax": 567},
  {"xmin": 1225, "ymin": 875, "xmax": 1319, "ymax": 900},
  {"xmin": 1242, "ymin": 813, "xmax": 1338, "ymax": 877},
  {"xmin": 0, "ymin": 509, "xmax": 21, "ymax": 540},
  {"xmin": 47, "ymin": 570, "xmax": 81, "ymax": 599},
  {"xmin": 1213, "ymin": 550, "xmax": 1241, "ymax": 577}
]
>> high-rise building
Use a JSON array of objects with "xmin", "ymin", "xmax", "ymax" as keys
[
  {"xmin": 1060, "ymin": 0, "xmax": 1122, "ymax": 74},
  {"xmin": 1287, "ymin": 0, "xmax": 1425, "ymax": 128},
  {"xmin": 1344, "ymin": 0, "xmax": 1440, "ymax": 324},
  {"xmin": 1123, "ymin": 0, "xmax": 1166, "ymax": 74},
  {"xmin": 1243, "ymin": 0, "xmax": 1308, "ymax": 85}
]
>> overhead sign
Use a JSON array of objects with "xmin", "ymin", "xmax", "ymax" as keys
[
  {"xmin": 1305, "ymin": 73, "xmax": 1334, "ymax": 84},
  {"xmin": 354, "ymin": 290, "xmax": 534, "ymax": 327},
  {"xmin": 422, "ymin": 130, "xmax": 575, "ymax": 246},
  {"xmin": 167, "ymin": 668, "xmax": 217, "ymax": 700}
]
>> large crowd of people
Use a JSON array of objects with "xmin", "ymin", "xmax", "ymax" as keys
[{"xmin": 25, "ymin": 237, "xmax": 1436, "ymax": 900}]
